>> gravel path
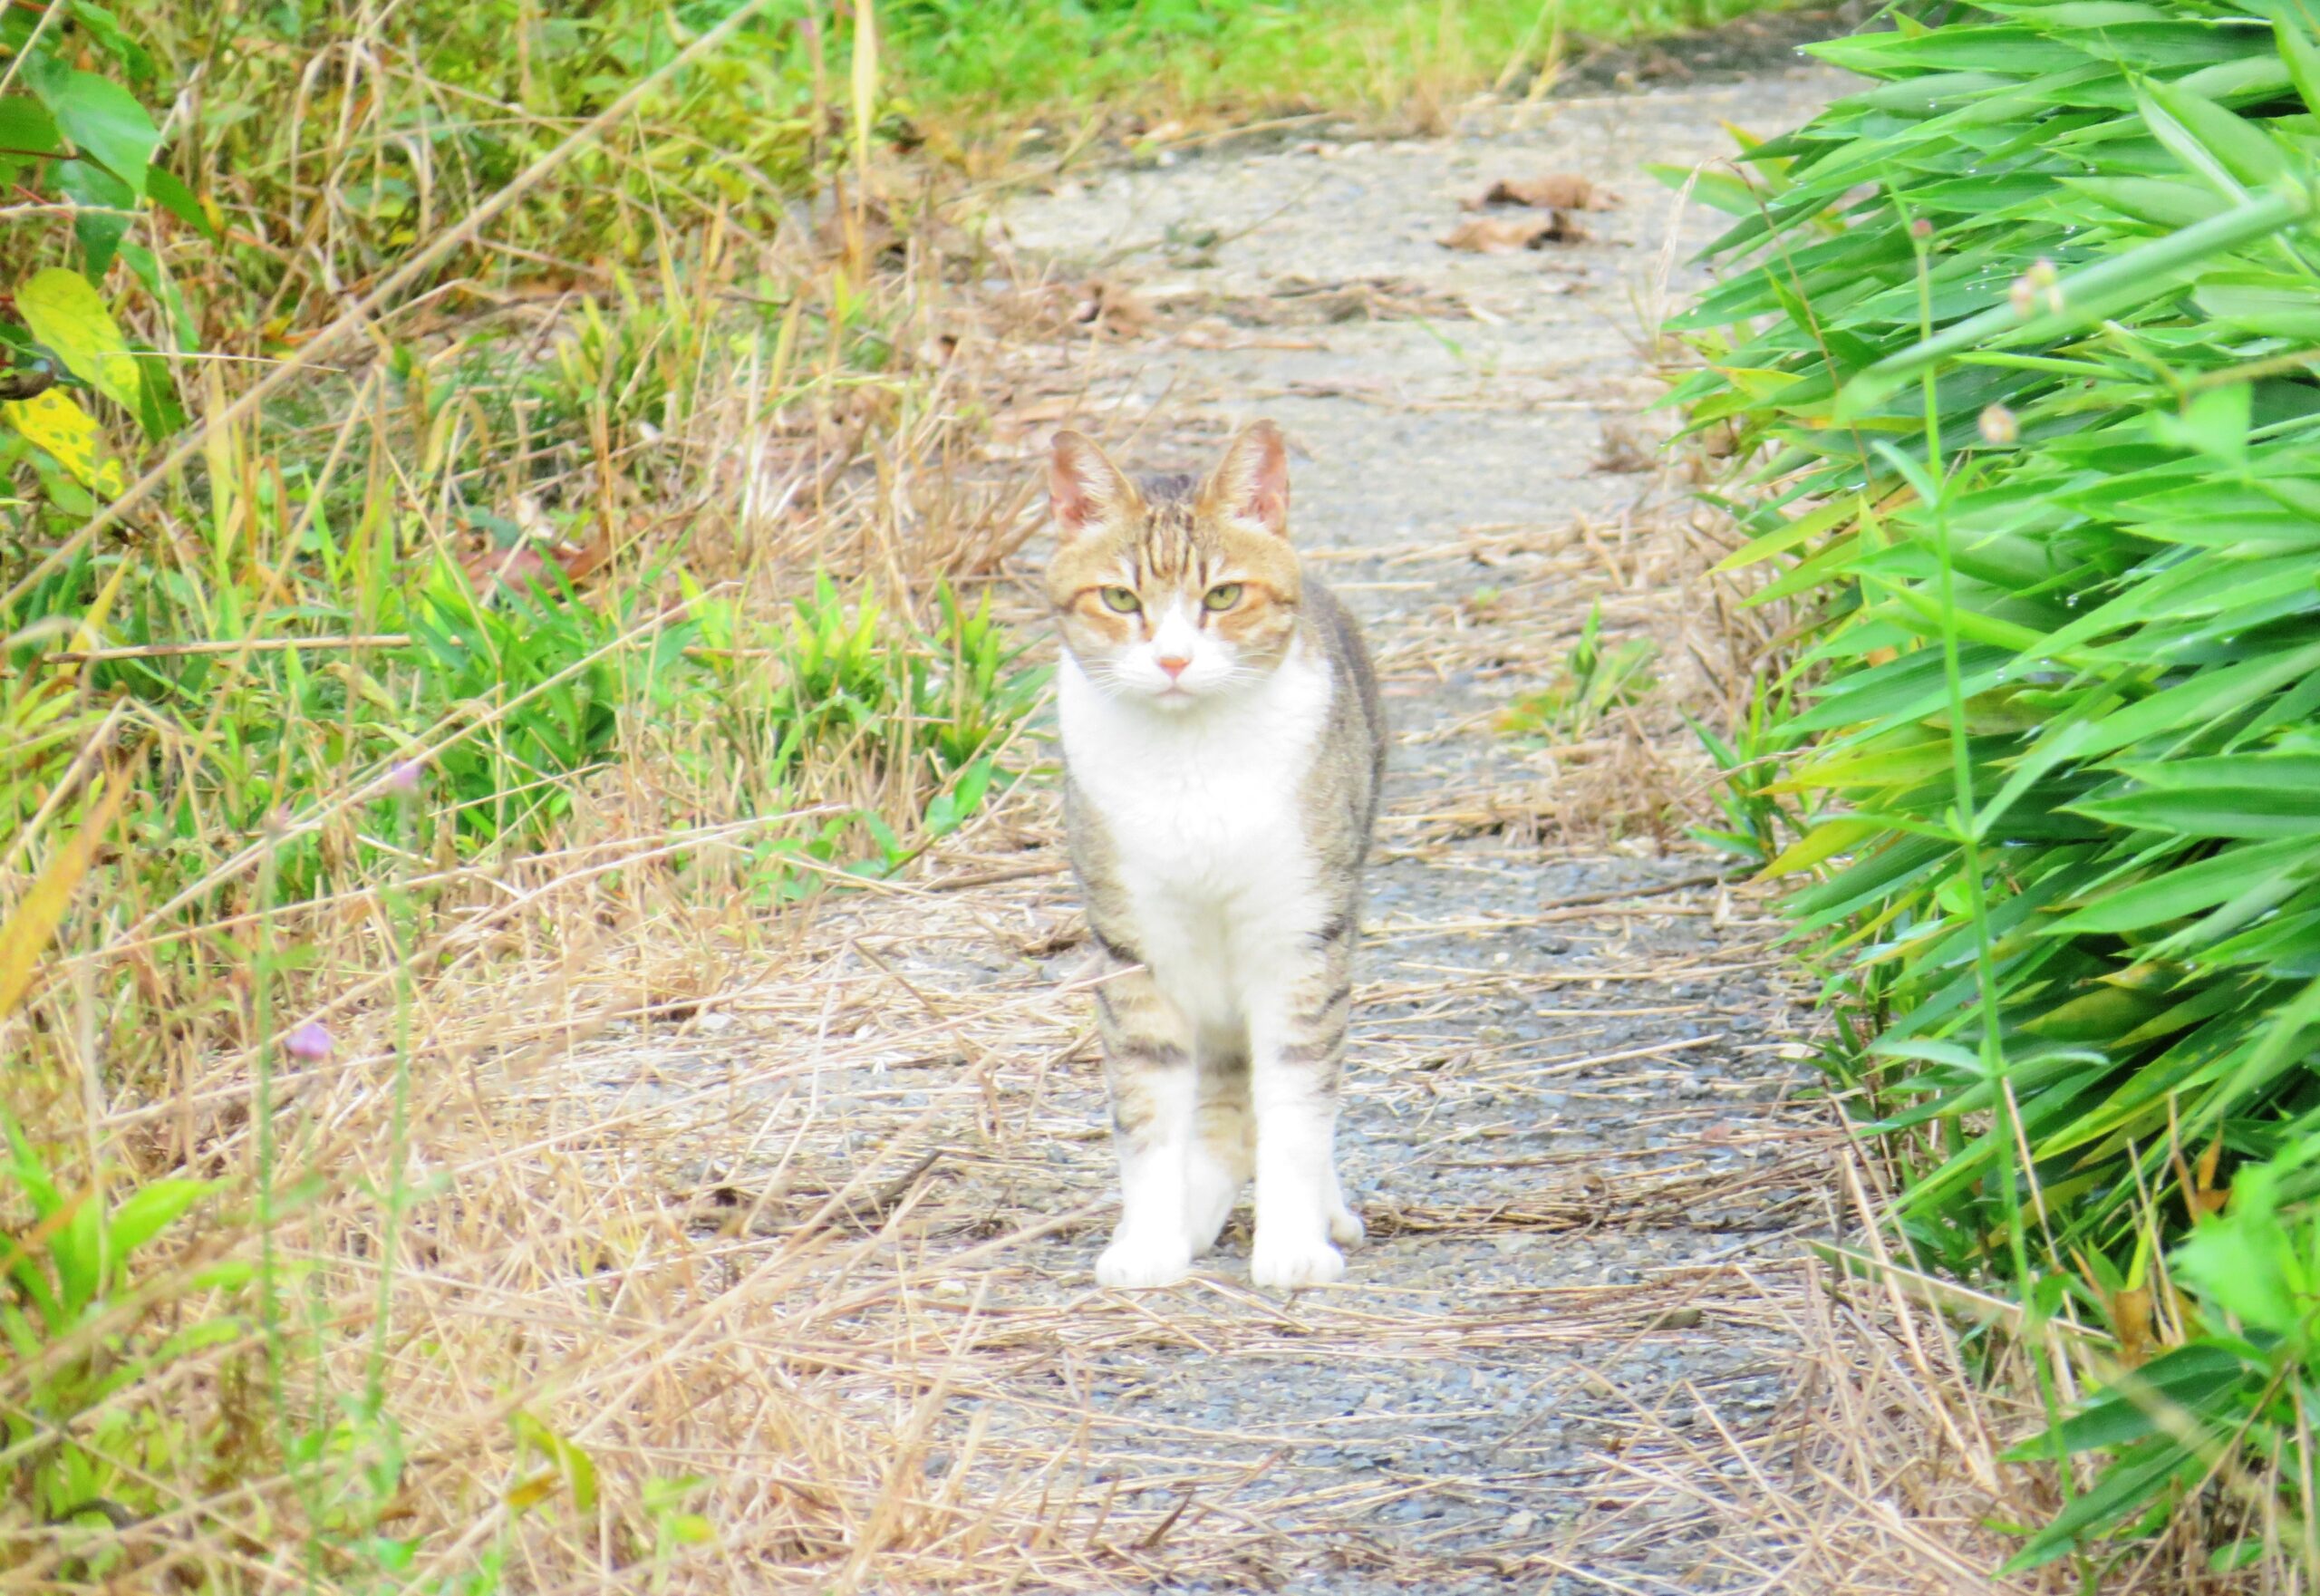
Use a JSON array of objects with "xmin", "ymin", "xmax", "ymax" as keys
[{"xmin": 572, "ymin": 27, "xmax": 1867, "ymax": 1593}]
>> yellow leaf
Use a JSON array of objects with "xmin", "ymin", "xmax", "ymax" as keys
[
  {"xmin": 1722, "ymin": 366, "xmax": 1800, "ymax": 401},
  {"xmin": 511, "ymin": 1411, "xmax": 598, "ymax": 1514},
  {"xmin": 2195, "ymin": 1132, "xmax": 2224, "ymax": 1192},
  {"xmin": 1762, "ymin": 817, "xmax": 1880, "ymax": 877},
  {"xmin": 505, "ymin": 1472, "xmax": 559, "ymax": 1513},
  {"xmin": 2025, "ymin": 983, "xmax": 2170, "ymax": 1042},
  {"xmin": 1773, "ymin": 738, "xmax": 1955, "ymax": 793},
  {"xmin": 16, "ymin": 267, "xmax": 143, "ymax": 409},
  {"xmin": 2111, "ymin": 1286, "xmax": 2152, "ymax": 1367},
  {"xmin": 0, "ymin": 767, "xmax": 130, "ymax": 1019},
  {"xmin": 5, "ymin": 388, "xmax": 126, "ymax": 496},
  {"xmin": 71, "ymin": 557, "xmax": 134, "ymax": 657}
]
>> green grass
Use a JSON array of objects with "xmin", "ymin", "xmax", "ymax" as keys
[
  {"xmin": 884, "ymin": 0, "xmax": 1795, "ymax": 126},
  {"xmin": 1670, "ymin": 0, "xmax": 2320, "ymax": 1580}
]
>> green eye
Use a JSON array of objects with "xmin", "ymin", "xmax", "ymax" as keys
[
  {"xmin": 1098, "ymin": 586, "xmax": 1142, "ymax": 614},
  {"xmin": 1203, "ymin": 584, "xmax": 1243, "ymax": 612}
]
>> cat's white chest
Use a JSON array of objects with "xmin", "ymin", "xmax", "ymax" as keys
[{"xmin": 1058, "ymin": 648, "xmax": 1332, "ymax": 1010}]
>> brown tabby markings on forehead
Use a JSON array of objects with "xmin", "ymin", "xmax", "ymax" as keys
[{"xmin": 1045, "ymin": 462, "xmax": 1303, "ymax": 669}]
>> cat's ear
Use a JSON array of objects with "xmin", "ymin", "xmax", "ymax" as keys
[
  {"xmin": 1199, "ymin": 420, "xmax": 1290, "ymax": 538},
  {"xmin": 1049, "ymin": 430, "xmax": 1138, "ymax": 542}
]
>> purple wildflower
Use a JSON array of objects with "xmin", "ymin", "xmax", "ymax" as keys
[{"xmin": 285, "ymin": 1021, "xmax": 334, "ymax": 1062}]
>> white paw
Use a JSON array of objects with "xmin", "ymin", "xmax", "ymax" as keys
[
  {"xmin": 1250, "ymin": 1230, "xmax": 1346, "ymax": 1291},
  {"xmin": 1096, "ymin": 1231, "xmax": 1193, "ymax": 1289},
  {"xmin": 1329, "ymin": 1203, "xmax": 1367, "ymax": 1250}
]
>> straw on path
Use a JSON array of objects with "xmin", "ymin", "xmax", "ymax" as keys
[{"xmin": 531, "ymin": 24, "xmax": 2051, "ymax": 1594}]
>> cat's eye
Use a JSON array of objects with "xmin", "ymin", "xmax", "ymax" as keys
[
  {"xmin": 1203, "ymin": 584, "xmax": 1243, "ymax": 612},
  {"xmin": 1098, "ymin": 586, "xmax": 1142, "ymax": 614}
]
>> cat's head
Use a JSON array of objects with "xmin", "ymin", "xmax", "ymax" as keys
[{"xmin": 1043, "ymin": 421, "xmax": 1301, "ymax": 709}]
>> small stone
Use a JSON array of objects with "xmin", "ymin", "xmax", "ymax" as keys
[{"xmin": 1503, "ymin": 1509, "xmax": 1538, "ymax": 1538}]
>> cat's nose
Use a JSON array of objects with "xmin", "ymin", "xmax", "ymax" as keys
[{"xmin": 1155, "ymin": 654, "xmax": 1190, "ymax": 679}]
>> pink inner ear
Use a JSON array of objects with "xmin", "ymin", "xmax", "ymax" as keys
[
  {"xmin": 1234, "ymin": 427, "xmax": 1289, "ymax": 533},
  {"xmin": 1049, "ymin": 439, "xmax": 1097, "ymax": 534}
]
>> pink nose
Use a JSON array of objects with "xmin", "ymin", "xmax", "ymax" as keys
[{"xmin": 1156, "ymin": 654, "xmax": 1190, "ymax": 680}]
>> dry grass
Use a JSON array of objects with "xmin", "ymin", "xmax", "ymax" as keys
[
  {"xmin": 1600, "ymin": 1149, "xmax": 2073, "ymax": 1594},
  {"xmin": 1595, "ymin": 1116, "xmax": 2280, "ymax": 1596}
]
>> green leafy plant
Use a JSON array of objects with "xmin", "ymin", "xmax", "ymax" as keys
[
  {"xmin": 1670, "ymin": 0, "xmax": 2320, "ymax": 1574},
  {"xmin": 0, "ymin": 1111, "xmax": 236, "ymax": 1573},
  {"xmin": 1494, "ymin": 600, "xmax": 1658, "ymax": 740},
  {"xmin": 0, "ymin": 5, "xmax": 195, "ymax": 491},
  {"xmin": 2007, "ymin": 1139, "xmax": 2320, "ymax": 1573},
  {"xmin": 916, "ymin": 582, "xmax": 1045, "ymax": 776},
  {"xmin": 757, "ymin": 572, "xmax": 1041, "ymax": 783},
  {"xmin": 1684, "ymin": 680, "xmax": 1809, "ymax": 869},
  {"xmin": 402, "ymin": 561, "xmax": 638, "ymax": 848},
  {"xmin": 765, "ymin": 570, "xmax": 908, "ymax": 767}
]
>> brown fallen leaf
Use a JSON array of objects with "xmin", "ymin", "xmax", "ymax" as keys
[
  {"xmin": 1439, "ymin": 212, "xmax": 1585, "ymax": 253},
  {"xmin": 1462, "ymin": 172, "xmax": 1621, "ymax": 212},
  {"xmin": 458, "ymin": 527, "xmax": 611, "ymax": 596},
  {"xmin": 459, "ymin": 543, "xmax": 550, "ymax": 593}
]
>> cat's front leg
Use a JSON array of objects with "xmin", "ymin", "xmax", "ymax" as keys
[
  {"xmin": 1093, "ymin": 965, "xmax": 1199, "ymax": 1288},
  {"xmin": 1186, "ymin": 1032, "xmax": 1253, "ymax": 1256},
  {"xmin": 1248, "ymin": 942, "xmax": 1357, "ymax": 1290}
]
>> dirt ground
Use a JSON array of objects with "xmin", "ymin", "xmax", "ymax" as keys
[{"xmin": 537, "ymin": 20, "xmax": 2039, "ymax": 1594}]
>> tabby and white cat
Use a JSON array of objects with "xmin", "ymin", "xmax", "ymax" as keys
[{"xmin": 1045, "ymin": 421, "xmax": 1386, "ymax": 1290}]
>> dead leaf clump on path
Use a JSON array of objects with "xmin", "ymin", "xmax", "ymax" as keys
[
  {"xmin": 1440, "ymin": 213, "xmax": 1588, "ymax": 253},
  {"xmin": 1464, "ymin": 172, "xmax": 1621, "ymax": 211}
]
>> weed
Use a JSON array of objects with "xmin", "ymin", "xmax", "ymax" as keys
[
  {"xmin": 1682, "ymin": 679, "xmax": 1807, "ymax": 870},
  {"xmin": 1495, "ymin": 600, "xmax": 1658, "ymax": 740},
  {"xmin": 0, "ymin": 1113, "xmax": 237, "ymax": 1577}
]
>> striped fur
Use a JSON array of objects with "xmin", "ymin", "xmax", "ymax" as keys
[{"xmin": 1047, "ymin": 421, "xmax": 1386, "ymax": 1290}]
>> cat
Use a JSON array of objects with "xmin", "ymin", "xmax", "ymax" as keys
[{"xmin": 1044, "ymin": 421, "xmax": 1386, "ymax": 1291}]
